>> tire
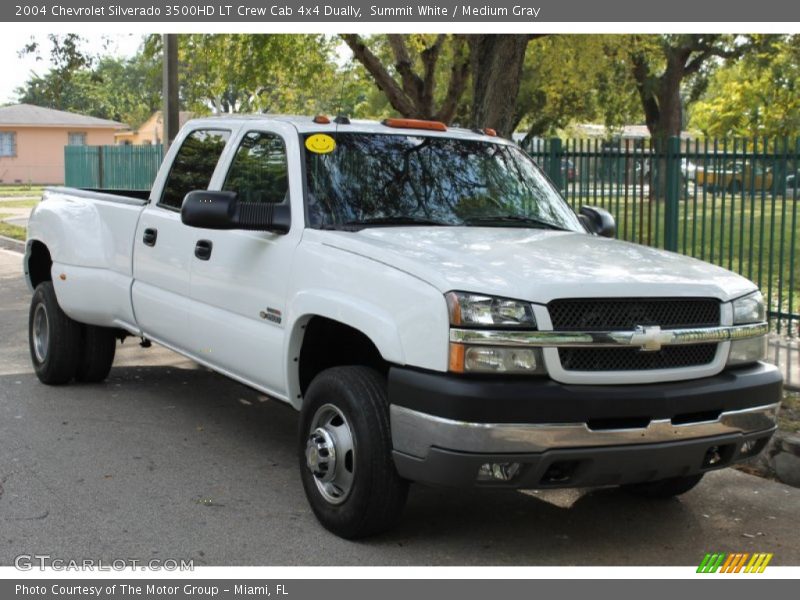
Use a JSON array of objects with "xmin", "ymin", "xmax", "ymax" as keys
[
  {"xmin": 29, "ymin": 281, "xmax": 82, "ymax": 385},
  {"xmin": 728, "ymin": 180, "xmax": 742, "ymax": 194},
  {"xmin": 298, "ymin": 366, "xmax": 409, "ymax": 539},
  {"xmin": 622, "ymin": 473, "xmax": 704, "ymax": 499},
  {"xmin": 75, "ymin": 325, "xmax": 116, "ymax": 383}
]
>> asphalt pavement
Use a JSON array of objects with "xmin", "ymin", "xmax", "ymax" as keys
[{"xmin": 1, "ymin": 246, "xmax": 799, "ymax": 566}]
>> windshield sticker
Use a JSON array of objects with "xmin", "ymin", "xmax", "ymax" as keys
[{"xmin": 305, "ymin": 134, "xmax": 337, "ymax": 154}]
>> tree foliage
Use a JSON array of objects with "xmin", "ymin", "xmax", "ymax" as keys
[
  {"xmin": 143, "ymin": 34, "xmax": 352, "ymax": 116},
  {"xmin": 515, "ymin": 35, "xmax": 641, "ymax": 140},
  {"xmin": 16, "ymin": 52, "xmax": 161, "ymax": 128},
  {"xmin": 689, "ymin": 35, "xmax": 800, "ymax": 138}
]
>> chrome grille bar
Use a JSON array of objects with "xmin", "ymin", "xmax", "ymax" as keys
[{"xmin": 449, "ymin": 322, "xmax": 768, "ymax": 349}]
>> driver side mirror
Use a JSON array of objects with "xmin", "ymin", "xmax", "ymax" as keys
[
  {"xmin": 579, "ymin": 205, "xmax": 616, "ymax": 238},
  {"xmin": 181, "ymin": 190, "xmax": 291, "ymax": 234}
]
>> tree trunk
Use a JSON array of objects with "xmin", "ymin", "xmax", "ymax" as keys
[{"xmin": 468, "ymin": 35, "xmax": 530, "ymax": 137}]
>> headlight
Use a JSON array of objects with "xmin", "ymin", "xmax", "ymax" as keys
[
  {"xmin": 446, "ymin": 292, "xmax": 536, "ymax": 328},
  {"xmin": 446, "ymin": 292, "xmax": 545, "ymax": 374},
  {"xmin": 727, "ymin": 291, "xmax": 767, "ymax": 366},
  {"xmin": 732, "ymin": 291, "xmax": 765, "ymax": 324}
]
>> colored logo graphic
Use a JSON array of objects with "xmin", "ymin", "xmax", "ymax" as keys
[{"xmin": 697, "ymin": 552, "xmax": 773, "ymax": 573}]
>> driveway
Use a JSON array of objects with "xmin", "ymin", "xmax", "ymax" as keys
[{"xmin": 0, "ymin": 246, "xmax": 799, "ymax": 566}]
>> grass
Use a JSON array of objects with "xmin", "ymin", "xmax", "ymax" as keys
[
  {"xmin": 779, "ymin": 390, "xmax": 800, "ymax": 434},
  {"xmin": 563, "ymin": 188, "xmax": 799, "ymax": 334},
  {"xmin": 0, "ymin": 213, "xmax": 26, "ymax": 241},
  {"xmin": 0, "ymin": 185, "xmax": 44, "ymax": 197},
  {"xmin": 0, "ymin": 199, "xmax": 39, "ymax": 209}
]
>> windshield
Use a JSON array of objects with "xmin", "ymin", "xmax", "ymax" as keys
[{"xmin": 303, "ymin": 132, "xmax": 583, "ymax": 231}]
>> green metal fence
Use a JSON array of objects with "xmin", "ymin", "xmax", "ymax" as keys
[
  {"xmin": 523, "ymin": 136, "xmax": 799, "ymax": 337},
  {"xmin": 65, "ymin": 145, "xmax": 164, "ymax": 190}
]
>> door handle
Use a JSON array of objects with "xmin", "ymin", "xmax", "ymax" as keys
[
  {"xmin": 143, "ymin": 228, "xmax": 157, "ymax": 247},
  {"xmin": 194, "ymin": 239, "xmax": 213, "ymax": 261}
]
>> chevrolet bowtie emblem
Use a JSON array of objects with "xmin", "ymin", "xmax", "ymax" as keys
[{"xmin": 631, "ymin": 325, "xmax": 673, "ymax": 352}]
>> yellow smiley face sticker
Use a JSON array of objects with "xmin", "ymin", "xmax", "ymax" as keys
[{"xmin": 305, "ymin": 134, "xmax": 337, "ymax": 154}]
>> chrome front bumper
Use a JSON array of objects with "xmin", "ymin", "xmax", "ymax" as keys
[{"xmin": 391, "ymin": 403, "xmax": 779, "ymax": 459}]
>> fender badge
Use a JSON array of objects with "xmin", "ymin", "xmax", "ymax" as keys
[{"xmin": 259, "ymin": 308, "xmax": 282, "ymax": 325}]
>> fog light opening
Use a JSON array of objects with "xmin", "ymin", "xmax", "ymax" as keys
[
  {"xmin": 477, "ymin": 462, "xmax": 521, "ymax": 482},
  {"xmin": 703, "ymin": 445, "xmax": 722, "ymax": 467}
]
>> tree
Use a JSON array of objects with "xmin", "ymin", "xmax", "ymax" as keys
[
  {"xmin": 627, "ymin": 35, "xmax": 750, "ymax": 142},
  {"xmin": 341, "ymin": 34, "xmax": 470, "ymax": 123},
  {"xmin": 16, "ymin": 53, "xmax": 161, "ymax": 128},
  {"xmin": 344, "ymin": 34, "xmax": 543, "ymax": 137},
  {"xmin": 467, "ymin": 35, "xmax": 535, "ymax": 137},
  {"xmin": 689, "ymin": 35, "xmax": 800, "ymax": 138},
  {"xmin": 142, "ymin": 34, "xmax": 347, "ymax": 116},
  {"xmin": 17, "ymin": 34, "xmax": 98, "ymax": 108},
  {"xmin": 514, "ymin": 35, "xmax": 641, "ymax": 142}
]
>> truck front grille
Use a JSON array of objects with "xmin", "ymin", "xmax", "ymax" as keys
[
  {"xmin": 548, "ymin": 297, "xmax": 720, "ymax": 331},
  {"xmin": 548, "ymin": 298, "xmax": 721, "ymax": 372},
  {"xmin": 558, "ymin": 344, "xmax": 718, "ymax": 371}
]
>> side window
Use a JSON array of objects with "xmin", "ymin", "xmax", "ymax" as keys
[
  {"xmin": 159, "ymin": 129, "xmax": 230, "ymax": 210},
  {"xmin": 223, "ymin": 131, "xmax": 289, "ymax": 204}
]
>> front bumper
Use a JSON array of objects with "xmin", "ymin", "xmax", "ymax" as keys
[{"xmin": 388, "ymin": 362, "xmax": 782, "ymax": 488}]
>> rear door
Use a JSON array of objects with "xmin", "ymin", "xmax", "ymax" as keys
[
  {"xmin": 131, "ymin": 128, "xmax": 233, "ymax": 351},
  {"xmin": 187, "ymin": 124, "xmax": 303, "ymax": 398}
]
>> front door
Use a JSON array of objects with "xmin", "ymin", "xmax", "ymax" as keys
[{"xmin": 187, "ymin": 126, "xmax": 302, "ymax": 399}]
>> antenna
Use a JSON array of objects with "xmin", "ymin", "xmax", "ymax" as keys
[{"xmin": 332, "ymin": 54, "xmax": 354, "ymax": 139}]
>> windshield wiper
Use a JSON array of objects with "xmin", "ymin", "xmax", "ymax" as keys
[
  {"xmin": 461, "ymin": 215, "xmax": 567, "ymax": 231},
  {"xmin": 323, "ymin": 216, "xmax": 452, "ymax": 230}
]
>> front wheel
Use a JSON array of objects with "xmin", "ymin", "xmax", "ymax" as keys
[
  {"xmin": 622, "ymin": 473, "xmax": 704, "ymax": 499},
  {"xmin": 298, "ymin": 366, "xmax": 408, "ymax": 539},
  {"xmin": 29, "ymin": 281, "xmax": 82, "ymax": 385}
]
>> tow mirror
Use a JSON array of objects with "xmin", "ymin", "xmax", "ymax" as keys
[
  {"xmin": 181, "ymin": 190, "xmax": 290, "ymax": 234},
  {"xmin": 579, "ymin": 205, "xmax": 616, "ymax": 238}
]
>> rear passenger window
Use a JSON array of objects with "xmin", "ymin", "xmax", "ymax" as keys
[
  {"xmin": 223, "ymin": 131, "xmax": 289, "ymax": 204},
  {"xmin": 159, "ymin": 129, "xmax": 230, "ymax": 210}
]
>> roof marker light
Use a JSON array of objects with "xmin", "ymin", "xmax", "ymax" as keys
[
  {"xmin": 382, "ymin": 118, "xmax": 447, "ymax": 132},
  {"xmin": 313, "ymin": 115, "xmax": 331, "ymax": 124}
]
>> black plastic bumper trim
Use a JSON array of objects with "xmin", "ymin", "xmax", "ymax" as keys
[{"xmin": 387, "ymin": 362, "xmax": 782, "ymax": 424}]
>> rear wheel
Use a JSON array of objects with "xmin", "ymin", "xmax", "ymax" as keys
[
  {"xmin": 622, "ymin": 473, "xmax": 704, "ymax": 499},
  {"xmin": 75, "ymin": 325, "xmax": 116, "ymax": 383},
  {"xmin": 29, "ymin": 282, "xmax": 81, "ymax": 385},
  {"xmin": 298, "ymin": 366, "xmax": 408, "ymax": 539}
]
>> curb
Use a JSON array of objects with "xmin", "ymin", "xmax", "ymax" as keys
[{"xmin": 0, "ymin": 235, "xmax": 24, "ymax": 253}]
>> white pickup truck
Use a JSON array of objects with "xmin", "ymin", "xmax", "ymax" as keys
[{"xmin": 25, "ymin": 115, "xmax": 782, "ymax": 538}]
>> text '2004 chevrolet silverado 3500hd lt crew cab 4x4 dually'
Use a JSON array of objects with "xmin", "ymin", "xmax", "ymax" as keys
[{"xmin": 24, "ymin": 115, "xmax": 782, "ymax": 538}]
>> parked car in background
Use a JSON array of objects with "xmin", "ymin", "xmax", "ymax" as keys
[
  {"xmin": 561, "ymin": 158, "xmax": 576, "ymax": 182},
  {"xmin": 696, "ymin": 160, "xmax": 773, "ymax": 192}
]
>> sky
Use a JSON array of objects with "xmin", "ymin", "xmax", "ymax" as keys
[{"xmin": 0, "ymin": 33, "xmax": 144, "ymax": 104}]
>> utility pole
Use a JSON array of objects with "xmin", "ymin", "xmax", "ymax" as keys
[{"xmin": 162, "ymin": 34, "xmax": 179, "ymax": 153}]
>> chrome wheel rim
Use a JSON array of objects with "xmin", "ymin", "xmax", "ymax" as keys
[
  {"xmin": 305, "ymin": 403, "xmax": 355, "ymax": 505},
  {"xmin": 32, "ymin": 303, "xmax": 49, "ymax": 363}
]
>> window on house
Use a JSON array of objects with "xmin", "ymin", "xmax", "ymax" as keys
[
  {"xmin": 223, "ymin": 132, "xmax": 289, "ymax": 204},
  {"xmin": 68, "ymin": 132, "xmax": 87, "ymax": 146},
  {"xmin": 0, "ymin": 132, "xmax": 17, "ymax": 157}
]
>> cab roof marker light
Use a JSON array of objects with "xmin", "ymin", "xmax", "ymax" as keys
[
  {"xmin": 382, "ymin": 118, "xmax": 447, "ymax": 132},
  {"xmin": 483, "ymin": 128, "xmax": 498, "ymax": 136},
  {"xmin": 313, "ymin": 115, "xmax": 331, "ymax": 124}
]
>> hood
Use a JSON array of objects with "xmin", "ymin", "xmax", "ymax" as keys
[{"xmin": 312, "ymin": 227, "xmax": 756, "ymax": 303}]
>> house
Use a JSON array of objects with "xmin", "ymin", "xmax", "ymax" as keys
[
  {"xmin": 0, "ymin": 104, "xmax": 125, "ymax": 185},
  {"xmin": 115, "ymin": 111, "xmax": 194, "ymax": 146}
]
